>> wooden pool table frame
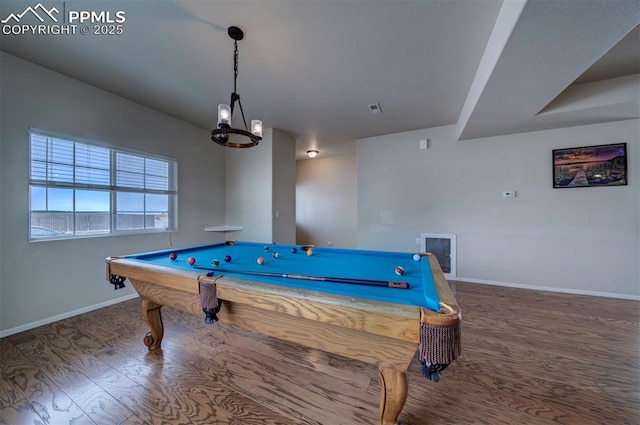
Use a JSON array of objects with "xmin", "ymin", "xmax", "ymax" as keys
[{"xmin": 106, "ymin": 252, "xmax": 460, "ymax": 425}]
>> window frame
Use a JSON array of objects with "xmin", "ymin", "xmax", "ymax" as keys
[{"xmin": 29, "ymin": 129, "xmax": 178, "ymax": 241}]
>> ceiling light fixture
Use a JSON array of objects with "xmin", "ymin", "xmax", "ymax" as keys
[
  {"xmin": 211, "ymin": 26, "xmax": 262, "ymax": 148},
  {"xmin": 307, "ymin": 150, "xmax": 319, "ymax": 158}
]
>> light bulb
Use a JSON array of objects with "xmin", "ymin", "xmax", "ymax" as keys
[
  {"xmin": 217, "ymin": 104, "xmax": 231, "ymax": 126},
  {"xmin": 251, "ymin": 120, "xmax": 263, "ymax": 137}
]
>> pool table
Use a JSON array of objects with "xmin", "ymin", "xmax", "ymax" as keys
[{"xmin": 106, "ymin": 241, "xmax": 461, "ymax": 425}]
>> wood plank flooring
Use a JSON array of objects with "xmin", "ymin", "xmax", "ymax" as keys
[{"xmin": 1, "ymin": 282, "xmax": 638, "ymax": 424}]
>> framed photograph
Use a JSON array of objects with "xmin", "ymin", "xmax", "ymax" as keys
[{"xmin": 552, "ymin": 143, "xmax": 628, "ymax": 188}]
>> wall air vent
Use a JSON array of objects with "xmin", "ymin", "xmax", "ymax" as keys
[
  {"xmin": 419, "ymin": 233, "xmax": 456, "ymax": 279},
  {"xmin": 368, "ymin": 103, "xmax": 382, "ymax": 114}
]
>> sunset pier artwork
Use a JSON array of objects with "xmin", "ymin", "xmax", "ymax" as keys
[{"xmin": 552, "ymin": 143, "xmax": 628, "ymax": 188}]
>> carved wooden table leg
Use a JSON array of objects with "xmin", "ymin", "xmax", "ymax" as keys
[
  {"xmin": 141, "ymin": 299, "xmax": 164, "ymax": 350},
  {"xmin": 378, "ymin": 366, "xmax": 408, "ymax": 425}
]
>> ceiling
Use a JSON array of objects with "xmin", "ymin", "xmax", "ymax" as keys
[{"xmin": 1, "ymin": 0, "xmax": 638, "ymax": 159}]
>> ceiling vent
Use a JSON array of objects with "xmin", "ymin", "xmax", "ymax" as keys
[{"xmin": 368, "ymin": 103, "xmax": 382, "ymax": 114}]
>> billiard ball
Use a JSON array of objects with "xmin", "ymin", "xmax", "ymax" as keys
[
  {"xmin": 272, "ymin": 252, "xmax": 279, "ymax": 259},
  {"xmin": 187, "ymin": 257, "xmax": 196, "ymax": 265},
  {"xmin": 306, "ymin": 249, "xmax": 313, "ymax": 256},
  {"xmin": 169, "ymin": 252, "xmax": 177, "ymax": 260},
  {"xmin": 257, "ymin": 256, "xmax": 265, "ymax": 265},
  {"xmin": 211, "ymin": 259, "xmax": 220, "ymax": 267},
  {"xmin": 264, "ymin": 246, "xmax": 270, "ymax": 251},
  {"xmin": 394, "ymin": 266, "xmax": 405, "ymax": 276},
  {"xmin": 291, "ymin": 247, "xmax": 298, "ymax": 254},
  {"xmin": 413, "ymin": 254, "xmax": 421, "ymax": 262},
  {"xmin": 224, "ymin": 255, "xmax": 232, "ymax": 262}
]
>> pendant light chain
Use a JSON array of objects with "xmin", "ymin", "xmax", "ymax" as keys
[
  {"xmin": 233, "ymin": 40, "xmax": 238, "ymax": 94},
  {"xmin": 232, "ymin": 39, "xmax": 249, "ymax": 131}
]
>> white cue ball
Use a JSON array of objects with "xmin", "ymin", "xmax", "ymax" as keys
[{"xmin": 413, "ymin": 254, "xmax": 421, "ymax": 261}]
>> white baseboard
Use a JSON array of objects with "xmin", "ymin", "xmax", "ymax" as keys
[
  {"xmin": 0, "ymin": 293, "xmax": 140, "ymax": 338},
  {"xmin": 454, "ymin": 277, "xmax": 640, "ymax": 301}
]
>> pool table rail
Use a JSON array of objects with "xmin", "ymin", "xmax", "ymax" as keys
[
  {"xmin": 419, "ymin": 253, "xmax": 461, "ymax": 327},
  {"xmin": 107, "ymin": 256, "xmax": 422, "ymax": 343}
]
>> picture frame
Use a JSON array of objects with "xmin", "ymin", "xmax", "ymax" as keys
[{"xmin": 552, "ymin": 143, "xmax": 627, "ymax": 188}]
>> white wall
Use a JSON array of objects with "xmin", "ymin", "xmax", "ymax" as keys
[
  {"xmin": 357, "ymin": 120, "xmax": 639, "ymax": 298},
  {"xmin": 225, "ymin": 130, "xmax": 273, "ymax": 243},
  {"xmin": 296, "ymin": 155, "xmax": 357, "ymax": 248},
  {"xmin": 225, "ymin": 128, "xmax": 296, "ymax": 244},
  {"xmin": 272, "ymin": 129, "xmax": 296, "ymax": 245},
  {"xmin": 0, "ymin": 53, "xmax": 226, "ymax": 333}
]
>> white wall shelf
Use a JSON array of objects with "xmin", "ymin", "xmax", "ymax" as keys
[{"xmin": 204, "ymin": 226, "xmax": 243, "ymax": 232}]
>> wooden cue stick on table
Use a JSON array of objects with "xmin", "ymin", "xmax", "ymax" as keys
[{"xmin": 192, "ymin": 266, "xmax": 410, "ymax": 289}]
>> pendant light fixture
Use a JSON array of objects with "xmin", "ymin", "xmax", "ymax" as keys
[{"xmin": 211, "ymin": 26, "xmax": 262, "ymax": 148}]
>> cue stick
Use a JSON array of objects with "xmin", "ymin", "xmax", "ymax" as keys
[{"xmin": 193, "ymin": 266, "xmax": 409, "ymax": 289}]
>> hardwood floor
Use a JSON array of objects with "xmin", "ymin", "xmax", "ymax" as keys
[{"xmin": 1, "ymin": 282, "xmax": 638, "ymax": 424}]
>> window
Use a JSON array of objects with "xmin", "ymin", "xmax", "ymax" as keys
[{"xmin": 29, "ymin": 130, "xmax": 177, "ymax": 240}]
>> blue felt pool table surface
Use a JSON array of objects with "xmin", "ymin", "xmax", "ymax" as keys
[{"xmin": 127, "ymin": 241, "xmax": 441, "ymax": 312}]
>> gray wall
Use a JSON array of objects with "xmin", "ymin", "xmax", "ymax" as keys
[
  {"xmin": 296, "ymin": 155, "xmax": 357, "ymax": 248},
  {"xmin": 357, "ymin": 121, "xmax": 639, "ymax": 298},
  {"xmin": 0, "ymin": 53, "xmax": 226, "ymax": 333}
]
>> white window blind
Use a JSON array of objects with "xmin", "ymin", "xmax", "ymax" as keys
[{"xmin": 29, "ymin": 130, "xmax": 178, "ymax": 240}]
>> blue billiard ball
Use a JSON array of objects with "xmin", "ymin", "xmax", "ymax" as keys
[
  {"xmin": 272, "ymin": 252, "xmax": 279, "ymax": 259},
  {"xmin": 224, "ymin": 255, "xmax": 232, "ymax": 262},
  {"xmin": 291, "ymin": 247, "xmax": 298, "ymax": 254},
  {"xmin": 264, "ymin": 246, "xmax": 270, "ymax": 251}
]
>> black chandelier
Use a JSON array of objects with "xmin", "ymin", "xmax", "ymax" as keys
[{"xmin": 211, "ymin": 26, "xmax": 262, "ymax": 148}]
